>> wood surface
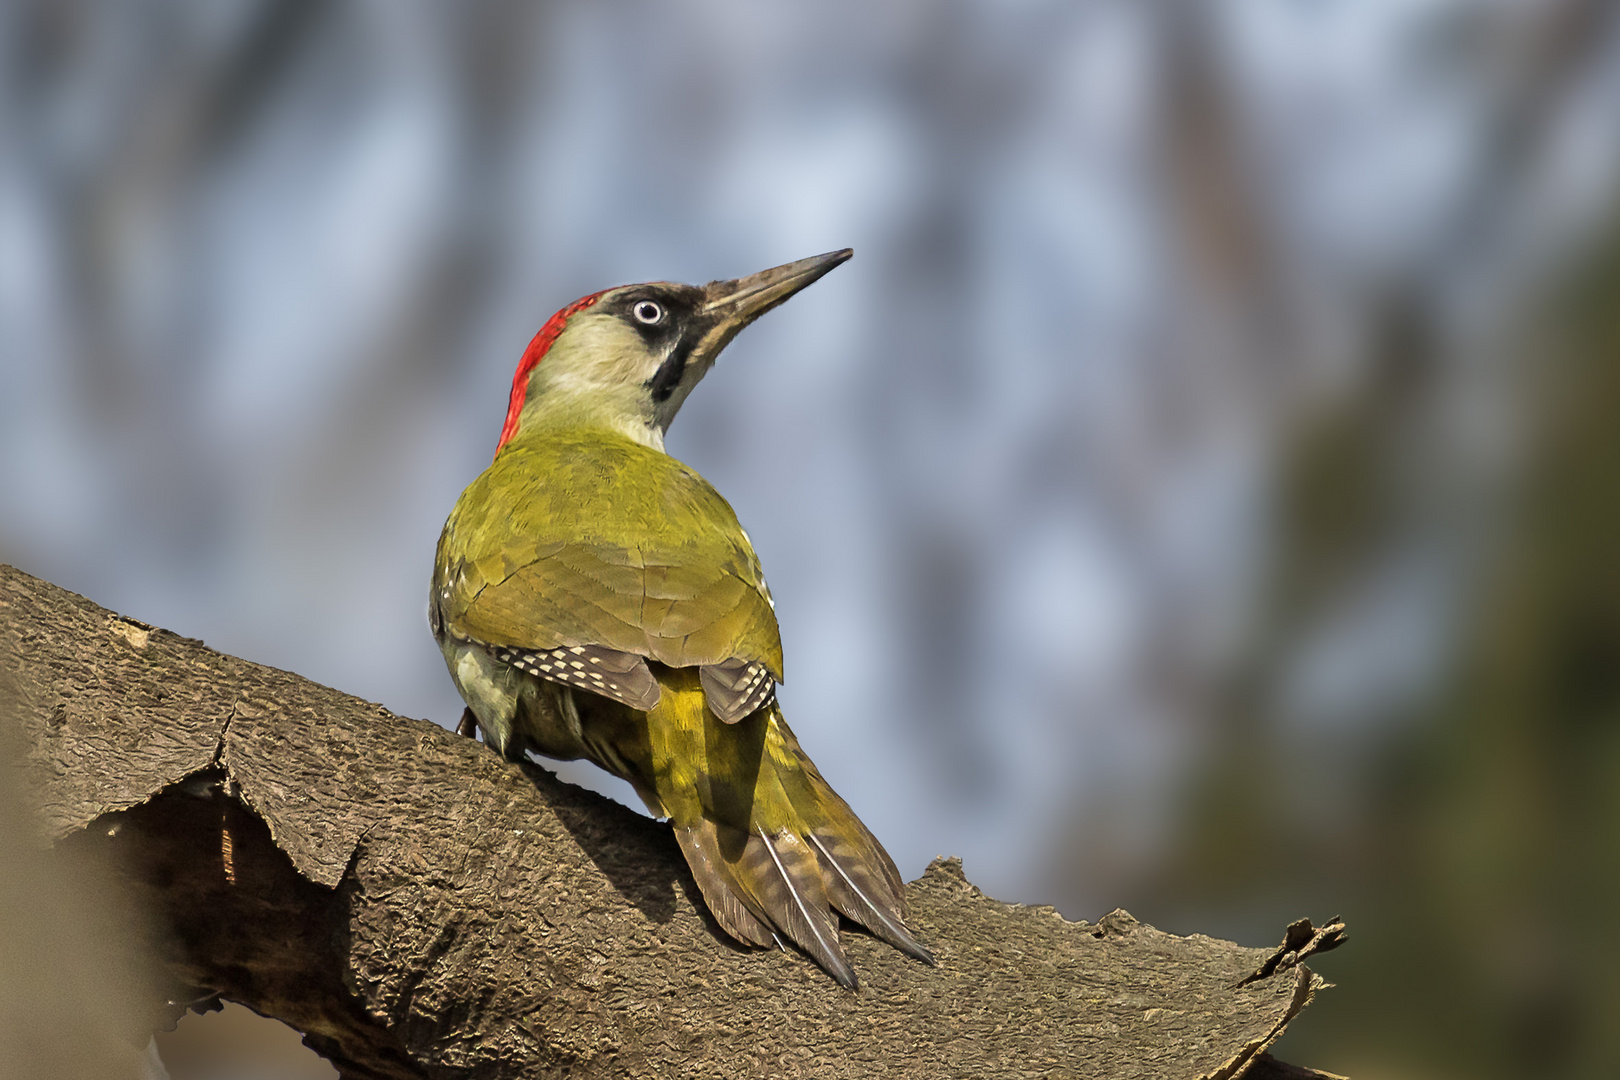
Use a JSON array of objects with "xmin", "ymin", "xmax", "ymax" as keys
[{"xmin": 0, "ymin": 564, "xmax": 1345, "ymax": 1079}]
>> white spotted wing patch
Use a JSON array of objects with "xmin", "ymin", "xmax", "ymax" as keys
[
  {"xmin": 699, "ymin": 658, "xmax": 776, "ymax": 724},
  {"xmin": 491, "ymin": 643, "xmax": 661, "ymax": 711}
]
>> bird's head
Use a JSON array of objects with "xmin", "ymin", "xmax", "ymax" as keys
[{"xmin": 495, "ymin": 248, "xmax": 852, "ymax": 455}]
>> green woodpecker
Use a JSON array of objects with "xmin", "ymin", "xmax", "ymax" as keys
[{"xmin": 430, "ymin": 249, "xmax": 931, "ymax": 987}]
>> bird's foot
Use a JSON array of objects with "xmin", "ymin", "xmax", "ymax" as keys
[{"xmin": 455, "ymin": 707, "xmax": 479, "ymax": 740}]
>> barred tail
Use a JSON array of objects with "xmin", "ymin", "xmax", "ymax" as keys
[{"xmin": 653, "ymin": 681, "xmax": 932, "ymax": 988}]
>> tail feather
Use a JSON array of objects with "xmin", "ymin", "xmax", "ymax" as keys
[
  {"xmin": 771, "ymin": 733, "xmax": 907, "ymax": 902},
  {"xmin": 635, "ymin": 671, "xmax": 929, "ymax": 986},
  {"xmin": 746, "ymin": 828, "xmax": 856, "ymax": 989},
  {"xmin": 809, "ymin": 832, "xmax": 936, "ymax": 966},
  {"xmin": 672, "ymin": 821, "xmax": 776, "ymax": 949}
]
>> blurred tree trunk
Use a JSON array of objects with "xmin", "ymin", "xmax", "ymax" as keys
[
  {"xmin": 1068, "ymin": 0, "xmax": 1620, "ymax": 1073},
  {"xmin": 1131, "ymin": 189, "xmax": 1620, "ymax": 1078},
  {"xmin": 1385, "ymin": 197, "xmax": 1620, "ymax": 1077}
]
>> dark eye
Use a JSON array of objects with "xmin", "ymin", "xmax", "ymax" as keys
[{"xmin": 633, "ymin": 300, "xmax": 664, "ymax": 325}]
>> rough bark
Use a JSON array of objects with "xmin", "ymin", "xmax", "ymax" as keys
[{"xmin": 0, "ymin": 564, "xmax": 1345, "ymax": 1079}]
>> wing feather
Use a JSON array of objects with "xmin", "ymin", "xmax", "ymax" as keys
[{"xmin": 436, "ymin": 431, "xmax": 783, "ymax": 713}]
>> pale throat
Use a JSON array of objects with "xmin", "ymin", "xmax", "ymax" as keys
[
  {"xmin": 515, "ymin": 375, "xmax": 667, "ymax": 452},
  {"xmin": 518, "ymin": 386, "xmax": 670, "ymax": 450}
]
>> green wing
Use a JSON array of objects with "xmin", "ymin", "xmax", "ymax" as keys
[{"xmin": 434, "ymin": 431, "xmax": 783, "ymax": 685}]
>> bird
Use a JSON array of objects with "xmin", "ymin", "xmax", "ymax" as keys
[{"xmin": 429, "ymin": 249, "xmax": 933, "ymax": 988}]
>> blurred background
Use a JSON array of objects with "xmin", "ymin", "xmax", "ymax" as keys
[{"xmin": 3, "ymin": 1, "xmax": 1620, "ymax": 1077}]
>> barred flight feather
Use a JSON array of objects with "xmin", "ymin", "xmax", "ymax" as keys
[
  {"xmin": 699, "ymin": 657, "xmax": 776, "ymax": 723},
  {"xmin": 491, "ymin": 642, "xmax": 660, "ymax": 711}
]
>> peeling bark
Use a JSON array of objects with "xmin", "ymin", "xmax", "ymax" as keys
[{"xmin": 1, "ymin": 565, "xmax": 1344, "ymax": 1079}]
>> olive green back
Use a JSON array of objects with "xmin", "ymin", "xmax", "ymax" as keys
[{"xmin": 434, "ymin": 429, "xmax": 783, "ymax": 679}]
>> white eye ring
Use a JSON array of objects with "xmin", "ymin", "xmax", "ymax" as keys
[{"xmin": 633, "ymin": 300, "xmax": 664, "ymax": 325}]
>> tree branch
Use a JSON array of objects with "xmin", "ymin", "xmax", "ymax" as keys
[{"xmin": 1, "ymin": 564, "xmax": 1344, "ymax": 1079}]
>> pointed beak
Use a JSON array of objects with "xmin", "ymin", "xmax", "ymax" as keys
[
  {"xmin": 698, "ymin": 248, "xmax": 853, "ymax": 335},
  {"xmin": 645, "ymin": 249, "xmax": 852, "ymax": 425}
]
